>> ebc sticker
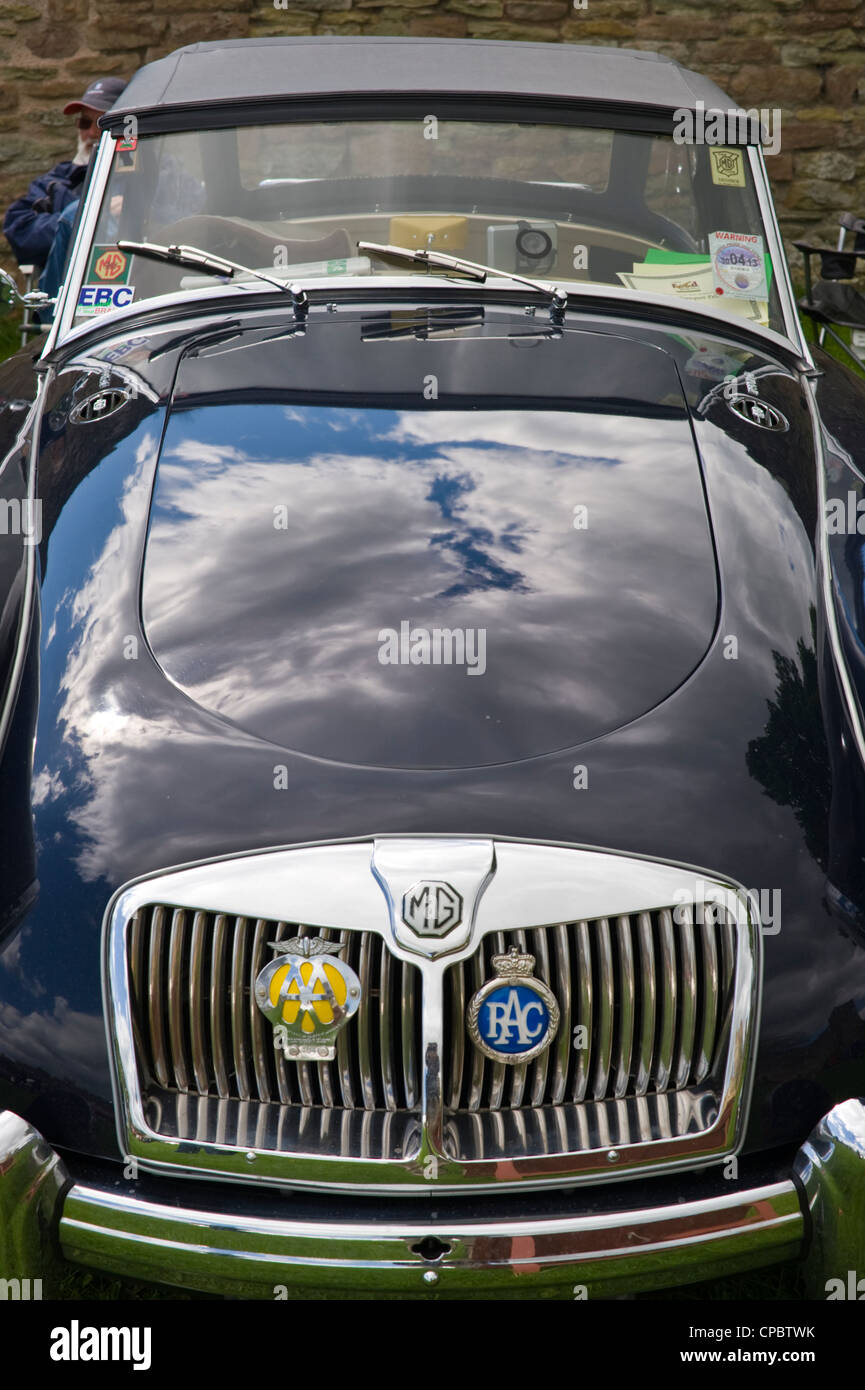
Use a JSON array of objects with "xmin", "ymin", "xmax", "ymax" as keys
[
  {"xmin": 86, "ymin": 244, "xmax": 131, "ymax": 284},
  {"xmin": 77, "ymin": 284, "xmax": 136, "ymax": 316},
  {"xmin": 709, "ymin": 231, "xmax": 768, "ymax": 300}
]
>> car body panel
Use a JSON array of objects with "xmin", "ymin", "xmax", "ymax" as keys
[{"xmin": 1, "ymin": 305, "xmax": 863, "ymax": 1174}]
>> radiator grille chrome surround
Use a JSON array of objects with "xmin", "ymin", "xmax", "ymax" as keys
[{"xmin": 104, "ymin": 837, "xmax": 760, "ymax": 1194}]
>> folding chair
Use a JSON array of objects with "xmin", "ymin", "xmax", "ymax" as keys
[
  {"xmin": 795, "ymin": 212, "xmax": 865, "ymax": 371},
  {"xmin": 17, "ymin": 264, "xmax": 45, "ymax": 349}
]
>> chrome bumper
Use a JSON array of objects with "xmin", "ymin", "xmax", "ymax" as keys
[{"xmin": 2, "ymin": 1102, "xmax": 864, "ymax": 1298}]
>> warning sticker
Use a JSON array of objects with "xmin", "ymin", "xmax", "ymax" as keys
[
  {"xmin": 709, "ymin": 148, "xmax": 746, "ymax": 188},
  {"xmin": 77, "ymin": 284, "xmax": 136, "ymax": 317},
  {"xmin": 709, "ymin": 231, "xmax": 768, "ymax": 300}
]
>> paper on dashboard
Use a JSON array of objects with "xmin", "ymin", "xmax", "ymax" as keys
[{"xmin": 617, "ymin": 260, "xmax": 768, "ymax": 324}]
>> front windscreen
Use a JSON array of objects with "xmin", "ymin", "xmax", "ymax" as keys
[{"xmin": 72, "ymin": 117, "xmax": 783, "ymax": 333}]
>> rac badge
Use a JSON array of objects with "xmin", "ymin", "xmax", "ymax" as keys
[
  {"xmin": 254, "ymin": 936, "xmax": 361, "ymax": 1061},
  {"xmin": 467, "ymin": 947, "xmax": 560, "ymax": 1065}
]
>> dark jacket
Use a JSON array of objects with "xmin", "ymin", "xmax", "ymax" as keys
[{"xmin": 3, "ymin": 160, "xmax": 87, "ymax": 267}]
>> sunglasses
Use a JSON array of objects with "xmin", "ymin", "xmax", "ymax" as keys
[{"xmin": 76, "ymin": 114, "xmax": 100, "ymax": 130}]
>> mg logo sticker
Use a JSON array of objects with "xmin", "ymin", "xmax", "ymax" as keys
[{"xmin": 401, "ymin": 880, "xmax": 463, "ymax": 937}]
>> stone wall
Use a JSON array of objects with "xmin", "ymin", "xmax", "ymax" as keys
[{"xmin": 1, "ymin": 0, "xmax": 864, "ymax": 281}]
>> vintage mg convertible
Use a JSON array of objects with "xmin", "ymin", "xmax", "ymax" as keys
[{"xmin": 1, "ymin": 37, "xmax": 865, "ymax": 1299}]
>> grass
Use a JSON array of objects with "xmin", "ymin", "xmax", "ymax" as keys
[
  {"xmin": 0, "ymin": 310, "xmax": 23, "ymax": 363},
  {"xmin": 799, "ymin": 309, "xmax": 865, "ymax": 379}
]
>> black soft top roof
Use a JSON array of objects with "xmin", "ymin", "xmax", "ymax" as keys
[{"xmin": 107, "ymin": 37, "xmax": 734, "ymax": 123}]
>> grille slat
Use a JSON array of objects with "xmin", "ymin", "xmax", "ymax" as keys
[
  {"xmin": 148, "ymin": 905, "xmax": 170, "ymax": 1088},
  {"xmin": 614, "ymin": 915, "xmax": 635, "ymax": 1100},
  {"xmin": 592, "ymin": 918, "xmax": 614, "ymax": 1101},
  {"xmin": 508, "ymin": 930, "xmax": 529, "ymax": 1109},
  {"xmin": 230, "ymin": 918, "xmax": 251, "ymax": 1102},
  {"xmin": 357, "ymin": 935, "xmax": 376, "ymax": 1111},
  {"xmin": 210, "ymin": 914, "xmax": 230, "ymax": 1098},
  {"xmin": 527, "ymin": 927, "xmax": 550, "ymax": 1108},
  {"xmin": 549, "ymin": 924, "xmax": 571, "ymax": 1106},
  {"xmin": 466, "ymin": 950, "xmax": 485, "ymax": 1112},
  {"xmin": 379, "ymin": 944, "xmax": 396, "ymax": 1112},
  {"xmin": 656, "ymin": 908, "xmax": 676, "ymax": 1092},
  {"xmin": 635, "ymin": 912, "xmax": 655, "ymax": 1096},
  {"xmin": 167, "ymin": 909, "xmax": 189, "ymax": 1092},
  {"xmin": 697, "ymin": 908, "xmax": 719, "ymax": 1084},
  {"xmin": 188, "ymin": 910, "xmax": 209, "ymax": 1094},
  {"xmin": 675, "ymin": 905, "xmax": 697, "ymax": 1089},
  {"xmin": 487, "ymin": 933, "xmax": 507, "ymax": 1111},
  {"xmin": 249, "ymin": 919, "xmax": 272, "ymax": 1103},
  {"xmin": 572, "ymin": 920, "xmax": 592, "ymax": 1103}
]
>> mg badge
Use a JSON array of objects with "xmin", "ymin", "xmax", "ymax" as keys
[
  {"xmin": 401, "ymin": 880, "xmax": 463, "ymax": 937},
  {"xmin": 467, "ymin": 946, "xmax": 559, "ymax": 1064},
  {"xmin": 254, "ymin": 936, "xmax": 361, "ymax": 1061}
]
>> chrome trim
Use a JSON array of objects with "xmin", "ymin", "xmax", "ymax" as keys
[
  {"xmin": 104, "ymin": 837, "xmax": 760, "ymax": 1194},
  {"xmin": 806, "ymin": 383, "xmax": 865, "ymax": 774},
  {"xmin": 794, "ymin": 1098, "xmax": 865, "ymax": 1298},
  {"xmin": 0, "ymin": 373, "xmax": 48, "ymax": 763},
  {"xmin": 748, "ymin": 143, "xmax": 813, "ymax": 366},
  {"xmin": 43, "ymin": 132, "xmax": 116, "ymax": 355},
  {"xmin": 59, "ymin": 1175, "xmax": 803, "ymax": 1299},
  {"xmin": 0, "ymin": 1113, "xmax": 69, "ymax": 1286}
]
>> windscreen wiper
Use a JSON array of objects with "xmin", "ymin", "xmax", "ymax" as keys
[
  {"xmin": 116, "ymin": 240, "xmax": 309, "ymax": 314},
  {"xmin": 358, "ymin": 240, "xmax": 568, "ymax": 318}
]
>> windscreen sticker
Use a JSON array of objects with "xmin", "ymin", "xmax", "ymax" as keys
[
  {"xmin": 709, "ymin": 148, "xmax": 746, "ymax": 187},
  {"xmin": 115, "ymin": 134, "xmax": 137, "ymax": 170},
  {"xmin": 77, "ymin": 284, "xmax": 136, "ymax": 316},
  {"xmin": 86, "ymin": 245, "xmax": 131, "ymax": 285},
  {"xmin": 709, "ymin": 231, "xmax": 768, "ymax": 300}
]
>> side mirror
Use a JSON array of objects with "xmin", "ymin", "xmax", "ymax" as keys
[{"xmin": 0, "ymin": 267, "xmax": 56, "ymax": 314}]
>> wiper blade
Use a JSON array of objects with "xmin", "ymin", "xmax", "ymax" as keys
[
  {"xmin": 116, "ymin": 240, "xmax": 309, "ymax": 313},
  {"xmin": 358, "ymin": 240, "xmax": 568, "ymax": 314}
]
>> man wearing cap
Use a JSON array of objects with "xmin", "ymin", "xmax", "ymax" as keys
[{"xmin": 2, "ymin": 77, "xmax": 126, "ymax": 268}]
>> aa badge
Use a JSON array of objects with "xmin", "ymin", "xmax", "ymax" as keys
[
  {"xmin": 254, "ymin": 936, "xmax": 361, "ymax": 1061},
  {"xmin": 467, "ymin": 946, "xmax": 559, "ymax": 1064}
]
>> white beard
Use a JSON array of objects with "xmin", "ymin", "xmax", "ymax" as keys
[{"xmin": 72, "ymin": 134, "xmax": 94, "ymax": 166}]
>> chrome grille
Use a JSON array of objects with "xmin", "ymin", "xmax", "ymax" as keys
[
  {"xmin": 128, "ymin": 907, "xmax": 423, "ymax": 1113},
  {"xmin": 109, "ymin": 841, "xmax": 758, "ymax": 1190},
  {"xmin": 128, "ymin": 902, "xmax": 734, "ymax": 1123},
  {"xmin": 442, "ymin": 908, "xmax": 736, "ymax": 1114}
]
